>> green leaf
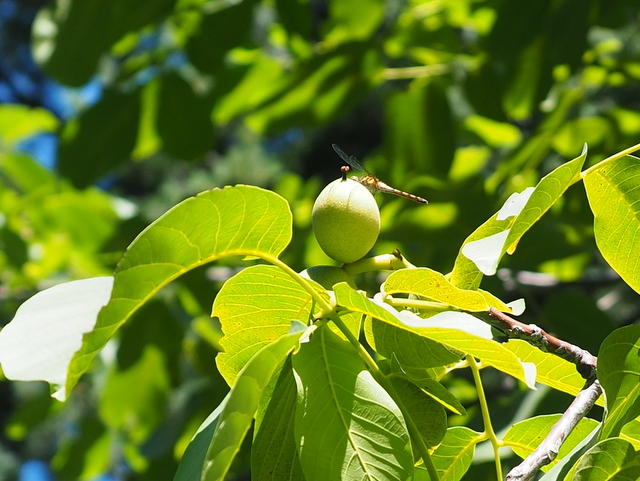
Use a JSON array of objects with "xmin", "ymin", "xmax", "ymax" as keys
[
  {"xmin": 598, "ymin": 325, "xmax": 640, "ymax": 439},
  {"xmin": 620, "ymin": 418, "xmax": 640, "ymax": 450},
  {"xmin": 450, "ymin": 145, "xmax": 587, "ymax": 289},
  {"xmin": 33, "ymin": 0, "xmax": 176, "ymax": 86},
  {"xmin": 389, "ymin": 377, "xmax": 447, "ymax": 449},
  {"xmin": 63, "ymin": 185, "xmax": 292, "ymax": 401},
  {"xmin": 292, "ymin": 325, "xmax": 413, "ymax": 481},
  {"xmin": 186, "ymin": 0, "xmax": 256, "ymax": 73},
  {"xmin": 380, "ymin": 353, "xmax": 466, "ymax": 415},
  {"xmin": 383, "ymin": 268, "xmax": 511, "ymax": 312},
  {"xmin": 552, "ymin": 117, "xmax": 611, "ymax": 158},
  {"xmin": 245, "ymin": 43, "xmax": 382, "ymax": 133},
  {"xmin": 99, "ymin": 345, "xmax": 170, "ymax": 444},
  {"xmin": 503, "ymin": 340, "xmax": 604, "ymax": 407},
  {"xmin": 406, "ymin": 376, "xmax": 466, "ymax": 416},
  {"xmin": 335, "ymin": 283, "xmax": 535, "ymax": 388},
  {"xmin": 0, "ymin": 105, "xmax": 58, "ymax": 147},
  {"xmin": 538, "ymin": 424, "xmax": 601, "ymax": 481},
  {"xmin": 215, "ymin": 43, "xmax": 382, "ymax": 133},
  {"xmin": 583, "ymin": 155, "xmax": 640, "ymax": 293},
  {"xmin": 365, "ymin": 318, "xmax": 462, "ymax": 370},
  {"xmin": 173, "ymin": 394, "xmax": 229, "ymax": 481},
  {"xmin": 384, "ymin": 80, "xmax": 456, "ymax": 180},
  {"xmin": 464, "ymin": 115, "xmax": 522, "ymax": 148},
  {"xmin": 504, "ymin": 143, "xmax": 588, "ymax": 254},
  {"xmin": 214, "ymin": 265, "xmax": 314, "ymax": 385},
  {"xmin": 504, "ymin": 414, "xmax": 599, "ymax": 470},
  {"xmin": 58, "ymin": 88, "xmax": 141, "ymax": 187},
  {"xmin": 201, "ymin": 330, "xmax": 303, "ymax": 481},
  {"xmin": 251, "ymin": 361, "xmax": 304, "ymax": 481},
  {"xmin": 157, "ymin": 73, "xmax": 215, "ymax": 160},
  {"xmin": 325, "ymin": 0, "xmax": 385, "ymax": 43},
  {"xmin": 98, "ymin": 302, "xmax": 180, "ymax": 444},
  {"xmin": 431, "ymin": 426, "xmax": 481, "ymax": 481},
  {"xmin": 448, "ymin": 211, "xmax": 517, "ymax": 290},
  {"xmin": 567, "ymin": 438, "xmax": 640, "ymax": 481},
  {"xmin": 0, "ymin": 277, "xmax": 114, "ymax": 401},
  {"xmin": 0, "ymin": 152, "xmax": 55, "ymax": 192}
]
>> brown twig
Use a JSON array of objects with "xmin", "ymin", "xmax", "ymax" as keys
[
  {"xmin": 482, "ymin": 307, "xmax": 597, "ymax": 380},
  {"xmin": 478, "ymin": 308, "xmax": 602, "ymax": 480},
  {"xmin": 505, "ymin": 379, "xmax": 603, "ymax": 481}
]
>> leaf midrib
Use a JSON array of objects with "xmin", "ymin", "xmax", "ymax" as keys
[{"xmin": 320, "ymin": 328, "xmax": 373, "ymax": 480}]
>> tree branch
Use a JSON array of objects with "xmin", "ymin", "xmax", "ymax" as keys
[
  {"xmin": 482, "ymin": 308, "xmax": 597, "ymax": 380},
  {"xmin": 505, "ymin": 379, "xmax": 603, "ymax": 481},
  {"xmin": 477, "ymin": 308, "xmax": 602, "ymax": 480}
]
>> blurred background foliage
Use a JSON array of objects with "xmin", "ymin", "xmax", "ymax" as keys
[{"xmin": 0, "ymin": 0, "xmax": 639, "ymax": 479}]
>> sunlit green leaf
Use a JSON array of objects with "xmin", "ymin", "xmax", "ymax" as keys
[
  {"xmin": 0, "ymin": 277, "xmax": 114, "ymax": 400},
  {"xmin": 583, "ymin": 155, "xmax": 640, "ymax": 293},
  {"xmin": 0, "ymin": 151, "xmax": 55, "ymax": 193},
  {"xmin": 214, "ymin": 265, "xmax": 314, "ymax": 385},
  {"xmin": 201, "ymin": 330, "xmax": 303, "ymax": 481},
  {"xmin": 64, "ymin": 186, "xmax": 292, "ymax": 401},
  {"xmin": 383, "ymin": 267, "xmax": 511, "ymax": 311},
  {"xmin": 246, "ymin": 43, "xmax": 381, "ymax": 133},
  {"xmin": 598, "ymin": 325, "xmax": 640, "ymax": 439},
  {"xmin": 620, "ymin": 418, "xmax": 640, "ymax": 450},
  {"xmin": 503, "ymin": 340, "xmax": 604, "ymax": 407},
  {"xmin": 538, "ymin": 424, "xmax": 601, "ymax": 481},
  {"xmin": 552, "ymin": 118, "xmax": 610, "ymax": 158},
  {"xmin": 450, "ymin": 145, "xmax": 587, "ymax": 288},
  {"xmin": 431, "ymin": 426, "xmax": 481, "ymax": 481},
  {"xmin": 325, "ymin": 0, "xmax": 385, "ymax": 43},
  {"xmin": 567, "ymin": 438, "xmax": 640, "ymax": 481},
  {"xmin": 335, "ymin": 283, "xmax": 535, "ymax": 388},
  {"xmin": 464, "ymin": 115, "xmax": 521, "ymax": 148},
  {"xmin": 504, "ymin": 414, "xmax": 599, "ymax": 471},
  {"xmin": 505, "ymin": 144, "xmax": 588, "ymax": 254},
  {"xmin": 0, "ymin": 105, "xmax": 58, "ymax": 147},
  {"xmin": 365, "ymin": 318, "xmax": 462, "ymax": 369},
  {"xmin": 292, "ymin": 325, "xmax": 413, "ymax": 481}
]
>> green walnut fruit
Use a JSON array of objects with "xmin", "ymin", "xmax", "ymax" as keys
[
  {"xmin": 312, "ymin": 177, "xmax": 380, "ymax": 263},
  {"xmin": 299, "ymin": 265, "xmax": 357, "ymax": 289}
]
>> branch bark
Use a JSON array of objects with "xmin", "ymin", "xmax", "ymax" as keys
[
  {"xmin": 482, "ymin": 307, "xmax": 597, "ymax": 380},
  {"xmin": 478, "ymin": 308, "xmax": 602, "ymax": 480},
  {"xmin": 505, "ymin": 379, "xmax": 603, "ymax": 481}
]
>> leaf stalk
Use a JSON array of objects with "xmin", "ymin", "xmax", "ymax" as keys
[{"xmin": 468, "ymin": 355, "xmax": 503, "ymax": 481}]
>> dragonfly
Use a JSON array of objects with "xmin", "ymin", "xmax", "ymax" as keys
[{"xmin": 332, "ymin": 144, "xmax": 428, "ymax": 204}]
